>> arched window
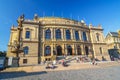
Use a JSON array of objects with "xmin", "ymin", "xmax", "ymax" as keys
[
  {"xmin": 99, "ymin": 47, "xmax": 102, "ymax": 54},
  {"xmin": 83, "ymin": 32, "xmax": 87, "ymax": 41},
  {"xmin": 77, "ymin": 46, "xmax": 81, "ymax": 55},
  {"xmin": 56, "ymin": 46, "xmax": 62, "ymax": 56},
  {"xmin": 45, "ymin": 46, "xmax": 51, "ymax": 56},
  {"xmin": 24, "ymin": 46, "xmax": 29, "ymax": 54},
  {"xmin": 45, "ymin": 29, "xmax": 51, "ymax": 39},
  {"xmin": 56, "ymin": 29, "xmax": 61, "ymax": 39},
  {"xmin": 85, "ymin": 46, "xmax": 89, "ymax": 55},
  {"xmin": 75, "ymin": 31, "xmax": 79, "ymax": 40},
  {"xmin": 25, "ymin": 31, "xmax": 30, "ymax": 39},
  {"xmin": 96, "ymin": 33, "xmax": 100, "ymax": 41},
  {"xmin": 66, "ymin": 30, "xmax": 71, "ymax": 40},
  {"xmin": 67, "ymin": 45, "xmax": 72, "ymax": 55}
]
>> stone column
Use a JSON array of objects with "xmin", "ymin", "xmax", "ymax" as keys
[
  {"xmin": 42, "ymin": 44, "xmax": 45, "ymax": 56},
  {"xmin": 101, "ymin": 33, "xmax": 105, "ymax": 42},
  {"xmin": 81, "ymin": 44, "xmax": 85, "ymax": 55},
  {"xmin": 74, "ymin": 44, "xmax": 77, "ymax": 55},
  {"xmin": 35, "ymin": 27, "xmax": 36, "ymax": 39},
  {"xmin": 81, "ymin": 31, "xmax": 83, "ymax": 41},
  {"xmin": 51, "ymin": 44, "xmax": 53, "ymax": 56},
  {"xmin": 53, "ymin": 28, "xmax": 56, "ymax": 41},
  {"xmin": 72, "ymin": 29, "xmax": 75, "ymax": 40},
  {"xmin": 64, "ymin": 28, "xmax": 66, "ymax": 41},
  {"xmin": 62, "ymin": 44, "xmax": 64, "ymax": 55},
  {"xmin": 76, "ymin": 44, "xmax": 78, "ymax": 55},
  {"xmin": 86, "ymin": 32, "xmax": 89, "ymax": 42},
  {"xmin": 79, "ymin": 31, "xmax": 81, "ymax": 41},
  {"xmin": 71, "ymin": 29, "xmax": 73, "ymax": 40},
  {"xmin": 64, "ymin": 44, "xmax": 67, "ymax": 55},
  {"xmin": 51, "ymin": 28, "xmax": 54, "ymax": 41},
  {"xmin": 43, "ymin": 29, "xmax": 45, "ymax": 41},
  {"xmin": 61, "ymin": 28, "xmax": 64, "ymax": 40},
  {"xmin": 72, "ymin": 44, "xmax": 75, "ymax": 55},
  {"xmin": 53, "ymin": 44, "xmax": 56, "ymax": 55}
]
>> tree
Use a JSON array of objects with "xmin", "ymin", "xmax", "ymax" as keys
[{"xmin": 0, "ymin": 51, "xmax": 6, "ymax": 57}]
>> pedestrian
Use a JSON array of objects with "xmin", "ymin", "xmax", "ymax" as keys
[
  {"xmin": 64, "ymin": 54, "xmax": 67, "ymax": 59},
  {"xmin": 92, "ymin": 59, "xmax": 95, "ymax": 65},
  {"xmin": 46, "ymin": 63, "xmax": 51, "ymax": 69},
  {"xmin": 53, "ymin": 60, "xmax": 56, "ymax": 65},
  {"xmin": 51, "ymin": 64, "xmax": 55, "ymax": 69},
  {"xmin": 92, "ymin": 59, "xmax": 97, "ymax": 65},
  {"xmin": 76, "ymin": 57, "xmax": 79, "ymax": 63}
]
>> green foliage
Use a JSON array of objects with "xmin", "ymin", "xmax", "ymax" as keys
[{"xmin": 0, "ymin": 51, "xmax": 6, "ymax": 57}]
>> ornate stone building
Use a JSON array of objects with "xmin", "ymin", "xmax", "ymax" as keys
[
  {"xmin": 105, "ymin": 31, "xmax": 120, "ymax": 59},
  {"xmin": 7, "ymin": 15, "xmax": 110, "ymax": 66},
  {"xmin": 105, "ymin": 31, "xmax": 120, "ymax": 49}
]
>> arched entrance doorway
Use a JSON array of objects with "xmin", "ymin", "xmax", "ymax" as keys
[
  {"xmin": 77, "ymin": 46, "xmax": 81, "ymax": 55},
  {"xmin": 57, "ymin": 46, "xmax": 62, "ymax": 56},
  {"xmin": 67, "ymin": 45, "xmax": 72, "ymax": 55},
  {"xmin": 85, "ymin": 46, "xmax": 89, "ymax": 56},
  {"xmin": 45, "ymin": 46, "xmax": 51, "ymax": 56}
]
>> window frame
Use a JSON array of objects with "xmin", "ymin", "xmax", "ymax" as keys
[
  {"xmin": 25, "ymin": 31, "xmax": 30, "ymax": 39},
  {"xmin": 66, "ymin": 30, "xmax": 71, "ymax": 40},
  {"xmin": 75, "ymin": 31, "xmax": 79, "ymax": 40},
  {"xmin": 45, "ymin": 29, "xmax": 51, "ymax": 39},
  {"xmin": 83, "ymin": 32, "xmax": 87, "ymax": 41},
  {"xmin": 23, "ymin": 46, "xmax": 29, "ymax": 55},
  {"xmin": 45, "ymin": 46, "xmax": 51, "ymax": 56},
  {"xmin": 56, "ymin": 29, "xmax": 61, "ymax": 39}
]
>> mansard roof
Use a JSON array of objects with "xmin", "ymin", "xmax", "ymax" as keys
[{"xmin": 109, "ymin": 32, "xmax": 118, "ymax": 37}]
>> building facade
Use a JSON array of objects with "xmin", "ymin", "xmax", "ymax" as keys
[
  {"xmin": 7, "ymin": 15, "xmax": 110, "ymax": 66},
  {"xmin": 105, "ymin": 31, "xmax": 120, "ymax": 59},
  {"xmin": 105, "ymin": 31, "xmax": 120, "ymax": 49}
]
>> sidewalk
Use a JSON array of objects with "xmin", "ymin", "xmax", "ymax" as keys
[{"xmin": 2, "ymin": 61, "xmax": 119, "ymax": 73}]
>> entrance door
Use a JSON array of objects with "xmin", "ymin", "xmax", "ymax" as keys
[
  {"xmin": 77, "ymin": 46, "xmax": 81, "ymax": 55},
  {"xmin": 67, "ymin": 45, "xmax": 72, "ymax": 55},
  {"xmin": 57, "ymin": 46, "xmax": 62, "ymax": 56},
  {"xmin": 85, "ymin": 46, "xmax": 89, "ymax": 56}
]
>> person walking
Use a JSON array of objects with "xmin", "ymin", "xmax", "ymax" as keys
[{"xmin": 92, "ymin": 59, "xmax": 97, "ymax": 65}]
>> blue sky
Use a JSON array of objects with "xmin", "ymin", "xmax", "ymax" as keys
[{"xmin": 0, "ymin": 0, "xmax": 120, "ymax": 51}]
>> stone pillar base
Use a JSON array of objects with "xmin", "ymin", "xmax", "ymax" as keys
[
  {"xmin": 19, "ymin": 57, "xmax": 38, "ymax": 66},
  {"xmin": 95, "ymin": 55, "xmax": 110, "ymax": 61}
]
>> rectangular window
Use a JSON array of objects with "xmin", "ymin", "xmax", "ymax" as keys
[
  {"xmin": 23, "ymin": 59, "xmax": 27, "ymax": 64},
  {"xmin": 25, "ymin": 31, "xmax": 30, "ymax": 39},
  {"xmin": 82, "ymin": 32, "xmax": 87, "ymax": 41}
]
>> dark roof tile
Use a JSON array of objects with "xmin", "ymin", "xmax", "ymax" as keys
[{"xmin": 110, "ymin": 32, "xmax": 118, "ymax": 37}]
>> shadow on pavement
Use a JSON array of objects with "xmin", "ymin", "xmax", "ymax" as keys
[{"xmin": 0, "ymin": 71, "xmax": 47, "ymax": 79}]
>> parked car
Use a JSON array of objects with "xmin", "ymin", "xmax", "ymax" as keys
[{"xmin": 0, "ymin": 57, "xmax": 6, "ymax": 70}]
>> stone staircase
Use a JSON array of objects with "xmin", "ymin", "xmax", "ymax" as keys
[{"xmin": 57, "ymin": 55, "xmax": 92, "ymax": 63}]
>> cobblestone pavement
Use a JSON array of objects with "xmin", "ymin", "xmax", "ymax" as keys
[{"xmin": 0, "ymin": 62, "xmax": 120, "ymax": 80}]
